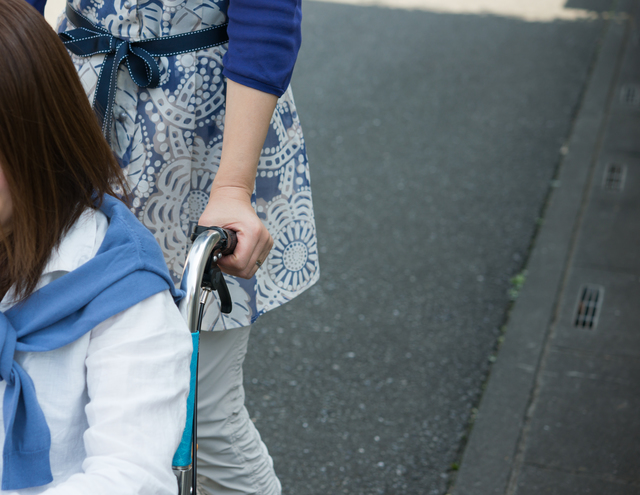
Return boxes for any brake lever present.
[191,226,237,314]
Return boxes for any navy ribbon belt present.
[59,5,228,144]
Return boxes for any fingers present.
[250,232,274,277]
[217,223,273,279]
[196,189,273,279]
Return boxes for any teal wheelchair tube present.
[172,331,200,468]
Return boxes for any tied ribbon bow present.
[59,5,228,144]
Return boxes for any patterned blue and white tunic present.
[58,0,319,330]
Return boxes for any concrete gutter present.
[449,2,632,493]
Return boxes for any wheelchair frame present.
[173,227,236,495]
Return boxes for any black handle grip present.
[220,229,237,255]
[191,226,237,255]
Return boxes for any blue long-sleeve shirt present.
[28,0,301,97]
[224,0,302,96]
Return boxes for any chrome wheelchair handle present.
[179,227,236,331]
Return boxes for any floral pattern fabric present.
[59,0,319,330]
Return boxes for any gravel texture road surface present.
[241,1,614,493]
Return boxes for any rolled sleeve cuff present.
[223,68,289,98]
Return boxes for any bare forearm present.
[211,79,278,198]
[199,79,276,278]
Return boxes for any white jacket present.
[0,208,192,494]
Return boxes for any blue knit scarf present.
[0,195,183,490]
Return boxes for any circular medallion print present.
[282,241,308,272]
[268,220,318,292]
[186,189,209,219]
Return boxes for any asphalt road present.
[242,1,614,494]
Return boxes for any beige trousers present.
[196,327,282,495]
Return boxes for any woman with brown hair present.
[0,0,192,491]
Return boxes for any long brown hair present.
[0,0,128,302]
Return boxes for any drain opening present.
[620,84,640,106]
[574,285,604,329]
[602,163,627,191]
